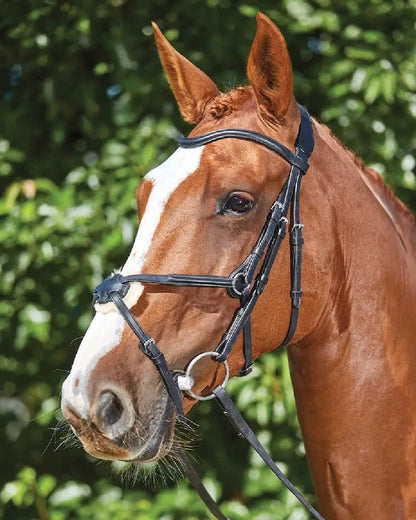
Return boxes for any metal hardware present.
[177,374,195,392]
[182,351,230,401]
[292,223,304,231]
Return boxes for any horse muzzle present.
[61,383,176,462]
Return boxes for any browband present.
[178,103,314,174]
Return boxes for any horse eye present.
[222,194,254,215]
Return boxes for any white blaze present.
[62,146,204,418]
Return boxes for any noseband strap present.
[92,104,323,519]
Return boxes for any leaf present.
[17,467,36,485]
[49,482,91,506]
[37,475,57,497]
[364,76,381,103]
[345,46,377,61]
[350,68,367,92]
[239,5,258,17]
[381,71,396,103]
[4,182,21,210]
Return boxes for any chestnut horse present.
[61,13,416,519]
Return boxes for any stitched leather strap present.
[279,169,304,347]
[109,292,184,416]
[181,454,230,520]
[178,128,309,173]
[213,386,324,520]
[122,273,234,289]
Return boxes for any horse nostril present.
[97,390,124,426]
[92,386,135,439]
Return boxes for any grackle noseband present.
[92,104,324,520]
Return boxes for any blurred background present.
[1,0,415,518]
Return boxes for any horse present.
[61,12,416,519]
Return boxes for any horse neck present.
[288,121,416,519]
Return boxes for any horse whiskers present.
[42,424,61,456]
[52,397,199,489]
[45,418,82,455]
[158,457,178,485]
[114,458,160,489]
[111,416,200,490]
[135,419,148,439]
[176,413,198,434]
[173,421,199,449]
[30,406,61,424]
[141,420,199,485]
[176,413,198,431]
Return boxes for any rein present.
[92,104,323,520]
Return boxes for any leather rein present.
[92,104,324,520]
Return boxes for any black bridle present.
[92,104,323,520]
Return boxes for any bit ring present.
[180,351,229,401]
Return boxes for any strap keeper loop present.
[270,201,284,223]
[238,364,253,377]
[141,338,161,360]
[278,217,288,238]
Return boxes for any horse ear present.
[152,22,221,124]
[247,13,294,121]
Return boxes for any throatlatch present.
[92,104,324,520]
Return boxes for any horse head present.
[61,13,322,464]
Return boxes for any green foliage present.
[1,0,415,519]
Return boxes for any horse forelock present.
[207,86,254,120]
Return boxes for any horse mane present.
[320,123,415,230]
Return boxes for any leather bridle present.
[92,104,324,520]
